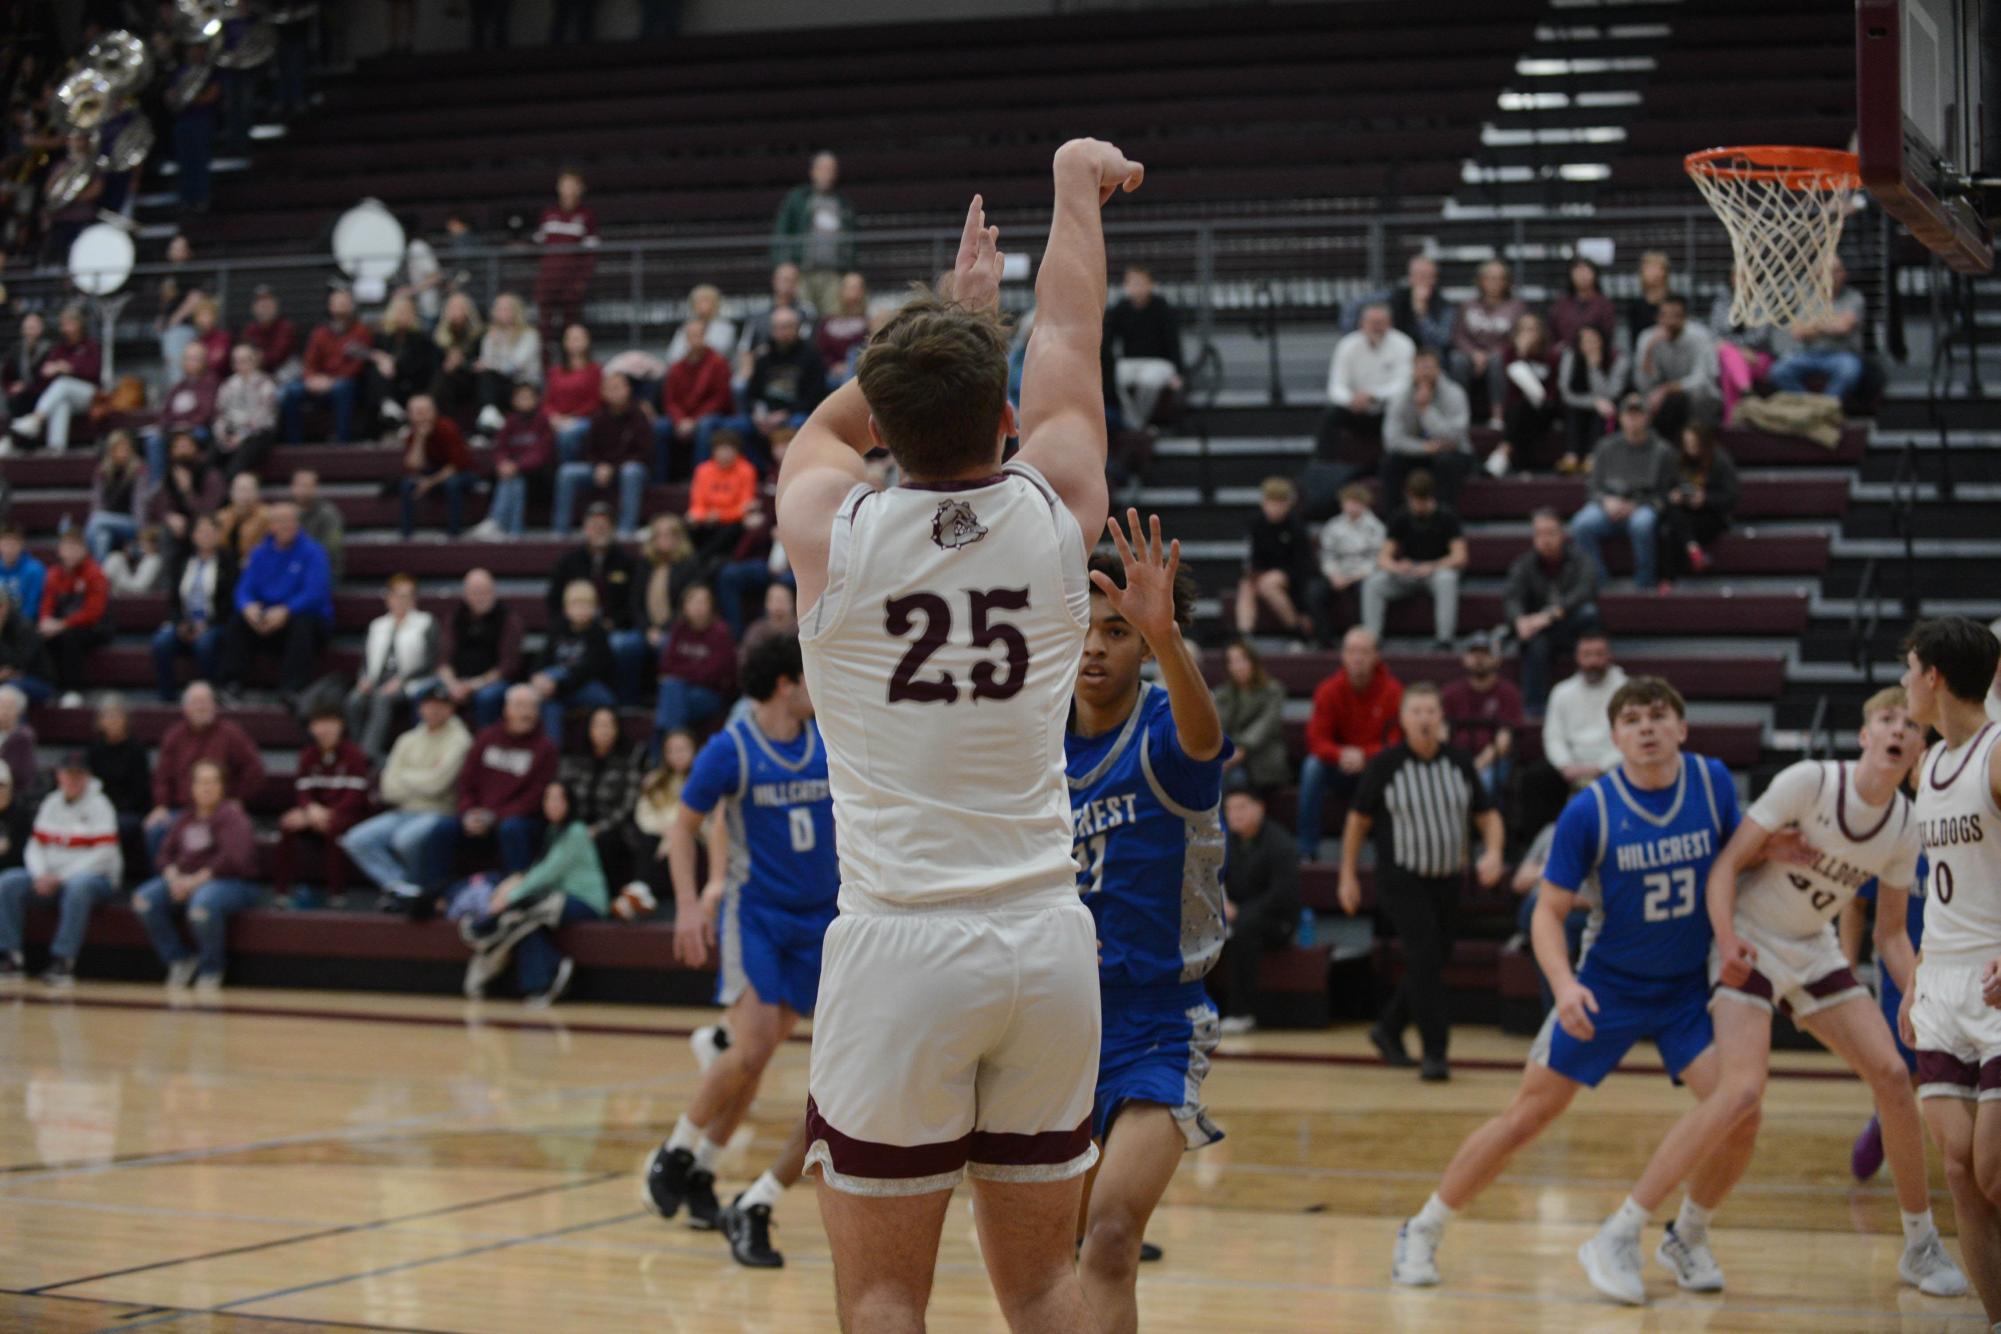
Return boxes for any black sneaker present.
[1420,1056,1451,1083]
[1140,1241,1164,1263]
[0,951,23,985]
[1369,1024,1417,1069]
[721,1196,783,1268]
[643,1144,695,1220]
[685,1167,721,1230]
[40,957,75,989]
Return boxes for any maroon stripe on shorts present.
[805,1097,972,1179]
[966,1118,1094,1168]
[1804,968,1862,1000]
[1981,1059,2001,1095]
[1727,968,1775,1002]
[1918,1051,1979,1090]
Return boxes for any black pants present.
[217,429,275,480]
[1376,868,1459,1060]
[48,624,109,692]
[1225,898,1297,1018]
[1656,503,1730,579]
[224,612,327,693]
[1379,448,1474,511]
[1315,406,1384,469]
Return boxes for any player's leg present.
[1392,1059,1580,1286]
[972,1175,1099,1334]
[645,991,799,1229]
[1928,1093,2001,1320]
[819,1185,955,1334]
[722,1117,810,1269]
[1077,1104,1186,1334]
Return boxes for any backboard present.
[1857,0,1996,273]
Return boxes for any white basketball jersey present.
[1736,759,1921,939]
[799,462,1090,908]
[1914,723,2001,963]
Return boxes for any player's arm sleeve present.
[1539,792,1602,894]
[677,737,739,818]
[1743,759,1819,833]
[1146,707,1229,813]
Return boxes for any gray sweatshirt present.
[1382,377,1471,456]
[1587,433,1678,507]
[1631,323,1719,397]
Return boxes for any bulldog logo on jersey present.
[931,498,989,550]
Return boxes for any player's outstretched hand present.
[1091,509,1181,646]
[1716,930,1758,988]
[1555,979,1599,1041]
[1898,983,1919,1046]
[1764,828,1819,868]
[951,194,1003,314]
[1055,138,1145,206]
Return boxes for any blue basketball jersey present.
[680,717,840,915]
[1066,682,1230,990]
[1543,752,1739,980]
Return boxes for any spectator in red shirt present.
[686,430,758,571]
[450,683,559,873]
[553,372,649,535]
[143,341,221,479]
[814,272,872,381]
[544,322,601,461]
[398,395,475,538]
[472,381,555,539]
[656,317,735,481]
[652,582,735,742]
[274,703,371,906]
[281,288,372,443]
[533,169,598,349]
[39,529,110,704]
[1296,626,1403,857]
[1438,630,1524,799]
[239,285,299,381]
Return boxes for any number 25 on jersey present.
[885,588,1032,705]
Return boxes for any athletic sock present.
[666,1115,702,1155]
[694,1136,724,1173]
[1903,1208,1939,1248]
[1603,1196,1651,1242]
[740,1170,785,1212]
[1673,1197,1713,1245]
[1413,1193,1456,1233]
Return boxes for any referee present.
[1337,682,1504,1081]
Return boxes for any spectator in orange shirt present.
[280,289,373,443]
[1295,627,1403,858]
[656,317,735,482]
[686,430,758,571]
[39,528,110,705]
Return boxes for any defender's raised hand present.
[1054,138,1145,205]
[951,194,1004,313]
[1091,509,1182,646]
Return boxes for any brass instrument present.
[217,21,278,70]
[101,116,156,173]
[84,31,155,98]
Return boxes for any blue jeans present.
[542,677,618,744]
[1479,756,1513,802]
[9,675,52,705]
[341,809,453,897]
[1295,756,1361,859]
[401,473,471,538]
[1570,501,1660,589]
[152,622,222,701]
[552,461,646,534]
[716,560,774,639]
[610,629,649,704]
[144,812,179,868]
[1770,348,1863,400]
[555,421,590,463]
[434,813,544,879]
[654,678,724,739]
[488,474,528,535]
[132,874,264,978]
[281,377,359,443]
[493,894,599,993]
[472,679,510,728]
[0,868,115,961]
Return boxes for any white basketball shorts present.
[1911,956,2001,1101]
[1709,918,1869,1021]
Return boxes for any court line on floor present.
[8,990,1858,1080]
[24,1169,625,1295]
[7,1287,461,1334]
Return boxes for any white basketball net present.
[1689,152,1854,330]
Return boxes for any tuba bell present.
[55,67,117,133]
[84,30,155,100]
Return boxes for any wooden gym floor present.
[0,985,1987,1332]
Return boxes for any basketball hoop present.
[1686,146,1860,330]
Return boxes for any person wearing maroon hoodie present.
[652,582,735,742]
[10,305,102,453]
[544,322,602,462]
[533,170,599,351]
[1295,626,1403,858]
[131,759,262,990]
[281,288,373,443]
[657,316,736,481]
[146,681,266,865]
[274,703,372,906]
[398,394,476,538]
[143,342,221,479]
[553,372,649,535]
[442,684,558,875]
[39,529,110,702]
[239,286,299,379]
[474,381,555,539]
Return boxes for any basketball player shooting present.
[1897,617,2001,1322]
[775,138,1142,1333]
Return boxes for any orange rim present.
[1684,145,1859,190]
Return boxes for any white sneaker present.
[1218,1015,1257,1036]
[1900,1233,1970,1297]
[477,405,505,433]
[58,691,83,708]
[379,398,407,422]
[1391,1220,1441,1286]
[193,973,224,999]
[1654,1221,1723,1293]
[1484,446,1510,478]
[1578,1230,1647,1305]
[165,957,199,990]
[9,414,38,439]
[465,518,502,540]
[691,1023,729,1072]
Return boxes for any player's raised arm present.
[1093,508,1223,761]
[1016,138,1144,542]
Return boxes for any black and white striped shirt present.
[1352,742,1491,878]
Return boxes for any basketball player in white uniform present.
[775,141,1144,1332]
[1899,616,2001,1324]
[1703,686,1967,1296]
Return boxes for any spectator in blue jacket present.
[221,502,331,696]
[0,525,45,630]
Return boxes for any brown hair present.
[1337,483,1373,508]
[1403,469,1436,501]
[1225,638,1270,689]
[1260,476,1296,504]
[1606,675,1687,725]
[855,291,1010,479]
